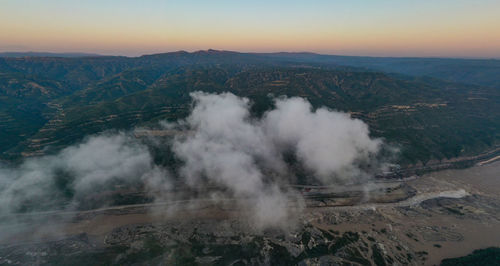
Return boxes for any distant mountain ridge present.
[5,49,499,60]
[9,49,500,86]
[0,52,103,58]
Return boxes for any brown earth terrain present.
[0,161,499,265]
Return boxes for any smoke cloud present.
[0,91,385,234]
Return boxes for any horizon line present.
[1,49,499,60]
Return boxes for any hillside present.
[0,51,499,167]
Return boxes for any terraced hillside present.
[1,51,499,167]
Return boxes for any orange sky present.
[1,0,499,58]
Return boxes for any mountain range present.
[1,50,499,167]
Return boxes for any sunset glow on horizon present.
[1,0,500,58]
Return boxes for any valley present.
[1,51,500,265]
[1,160,499,265]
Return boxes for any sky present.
[1,0,500,58]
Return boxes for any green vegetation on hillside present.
[0,51,499,167]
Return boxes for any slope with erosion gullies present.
[0,50,283,89]
[4,67,229,157]
[59,67,167,106]
[0,55,186,158]
[0,72,70,154]
[8,65,499,167]
[0,56,138,91]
